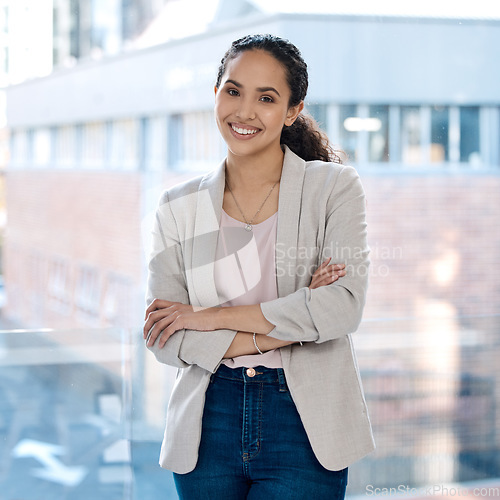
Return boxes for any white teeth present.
[232,125,258,135]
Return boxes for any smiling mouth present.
[230,123,260,136]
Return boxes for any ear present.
[214,85,219,97]
[284,101,304,126]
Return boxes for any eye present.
[227,88,239,96]
[259,95,274,103]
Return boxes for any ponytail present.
[281,113,343,164]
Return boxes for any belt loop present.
[277,368,287,392]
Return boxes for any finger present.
[316,257,331,273]
[312,262,332,279]
[158,318,184,348]
[146,314,178,347]
[145,299,165,320]
[144,308,179,340]
[143,303,184,337]
[311,270,346,289]
[310,274,330,289]
[144,299,177,320]
[143,308,168,338]
[325,265,346,277]
[320,257,331,267]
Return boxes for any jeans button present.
[246,368,256,377]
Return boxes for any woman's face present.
[214,49,302,160]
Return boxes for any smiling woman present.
[144,33,373,500]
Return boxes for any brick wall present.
[4,170,144,329]
[361,175,500,323]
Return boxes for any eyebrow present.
[225,79,281,97]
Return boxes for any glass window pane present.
[307,104,327,130]
[82,122,106,168]
[368,105,389,162]
[144,116,167,171]
[460,106,480,164]
[109,119,138,170]
[170,112,227,171]
[431,106,449,163]
[10,129,29,167]
[56,125,77,168]
[167,114,182,168]
[339,105,358,163]
[400,106,421,164]
[33,128,52,166]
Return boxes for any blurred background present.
[0,0,499,499]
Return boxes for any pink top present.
[214,209,282,368]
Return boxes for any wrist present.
[252,333,264,355]
[214,306,231,330]
[255,332,271,352]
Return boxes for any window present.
[0,6,8,34]
[10,129,29,167]
[109,119,139,170]
[82,122,107,168]
[2,47,8,74]
[339,105,358,163]
[144,116,167,171]
[169,111,226,171]
[460,106,480,165]
[33,128,52,166]
[431,106,449,163]
[400,106,422,164]
[48,257,72,315]
[368,105,389,163]
[102,273,134,326]
[54,125,77,168]
[307,104,327,130]
[74,265,101,324]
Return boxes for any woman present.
[144,34,374,499]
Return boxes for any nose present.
[236,97,256,121]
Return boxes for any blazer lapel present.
[190,159,226,307]
[276,147,307,298]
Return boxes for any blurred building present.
[0,0,53,87]
[4,0,500,329]
[52,0,172,67]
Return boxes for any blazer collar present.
[191,146,306,307]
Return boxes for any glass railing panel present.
[1,316,499,499]
[347,314,500,496]
[0,328,135,500]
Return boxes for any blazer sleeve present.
[146,190,237,373]
[260,165,369,343]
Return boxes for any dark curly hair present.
[215,34,342,164]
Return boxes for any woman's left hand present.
[144,299,218,348]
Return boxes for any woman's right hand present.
[308,257,346,290]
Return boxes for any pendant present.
[245,223,252,231]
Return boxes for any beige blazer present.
[146,146,375,474]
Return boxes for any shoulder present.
[304,158,359,182]
[157,161,224,207]
[303,159,363,200]
[284,145,359,186]
[157,173,205,206]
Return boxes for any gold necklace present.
[225,178,279,231]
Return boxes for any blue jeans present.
[173,364,348,500]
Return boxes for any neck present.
[225,145,285,188]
